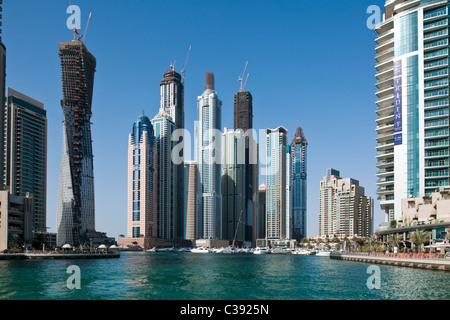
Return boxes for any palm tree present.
[408,229,429,253]
[354,237,366,252]
[388,233,402,250]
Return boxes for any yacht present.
[222,246,238,254]
[315,250,331,257]
[191,246,210,253]
[253,247,270,254]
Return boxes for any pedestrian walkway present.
[330,252,450,271]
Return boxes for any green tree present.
[408,229,430,253]
[354,237,366,252]
[388,233,402,249]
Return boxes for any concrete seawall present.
[330,253,450,271]
[0,252,120,260]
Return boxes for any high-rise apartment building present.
[3,88,47,233]
[127,114,157,240]
[257,184,266,241]
[0,2,6,188]
[196,72,222,240]
[221,128,246,243]
[375,0,450,222]
[319,169,373,238]
[160,67,185,240]
[291,126,308,241]
[184,161,198,241]
[233,89,258,243]
[152,110,178,241]
[57,40,96,246]
[265,126,288,242]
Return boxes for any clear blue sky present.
[4,0,386,239]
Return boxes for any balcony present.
[376,84,394,99]
[376,140,395,151]
[375,38,394,54]
[375,67,394,81]
[376,94,394,107]
[376,149,394,159]
[377,168,395,178]
[376,112,394,124]
[376,160,394,170]
[376,123,394,134]
[377,177,395,186]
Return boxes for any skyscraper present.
[233,89,258,243]
[0,3,6,188]
[196,72,222,240]
[319,169,373,238]
[221,128,246,243]
[291,126,308,241]
[152,110,178,241]
[184,160,198,241]
[375,0,450,222]
[127,114,157,241]
[160,67,185,240]
[57,40,96,247]
[3,88,47,234]
[265,126,288,242]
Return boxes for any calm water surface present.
[0,251,449,300]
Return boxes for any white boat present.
[146,247,156,252]
[271,248,289,254]
[293,249,311,255]
[191,246,210,253]
[222,246,238,254]
[253,247,270,254]
[315,250,331,257]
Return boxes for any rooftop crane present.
[238,61,248,92]
[181,45,192,84]
[79,12,92,42]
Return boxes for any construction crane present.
[238,61,249,92]
[78,12,92,42]
[181,45,191,84]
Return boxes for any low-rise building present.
[0,191,33,251]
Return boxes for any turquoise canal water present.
[0,251,449,300]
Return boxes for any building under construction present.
[56,39,96,247]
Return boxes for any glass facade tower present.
[196,72,222,240]
[56,40,96,246]
[265,127,288,241]
[291,126,307,241]
[375,0,450,221]
[127,114,157,239]
[152,110,178,241]
[3,88,47,234]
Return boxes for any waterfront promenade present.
[331,252,450,271]
[0,251,120,260]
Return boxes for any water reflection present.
[1,252,449,300]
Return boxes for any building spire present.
[205,72,214,90]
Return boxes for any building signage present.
[394,60,402,146]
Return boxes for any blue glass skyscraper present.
[291,126,307,241]
[127,114,157,241]
[196,72,222,240]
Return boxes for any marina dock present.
[331,252,450,271]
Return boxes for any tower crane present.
[238,61,248,92]
[79,12,92,42]
[181,45,191,84]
